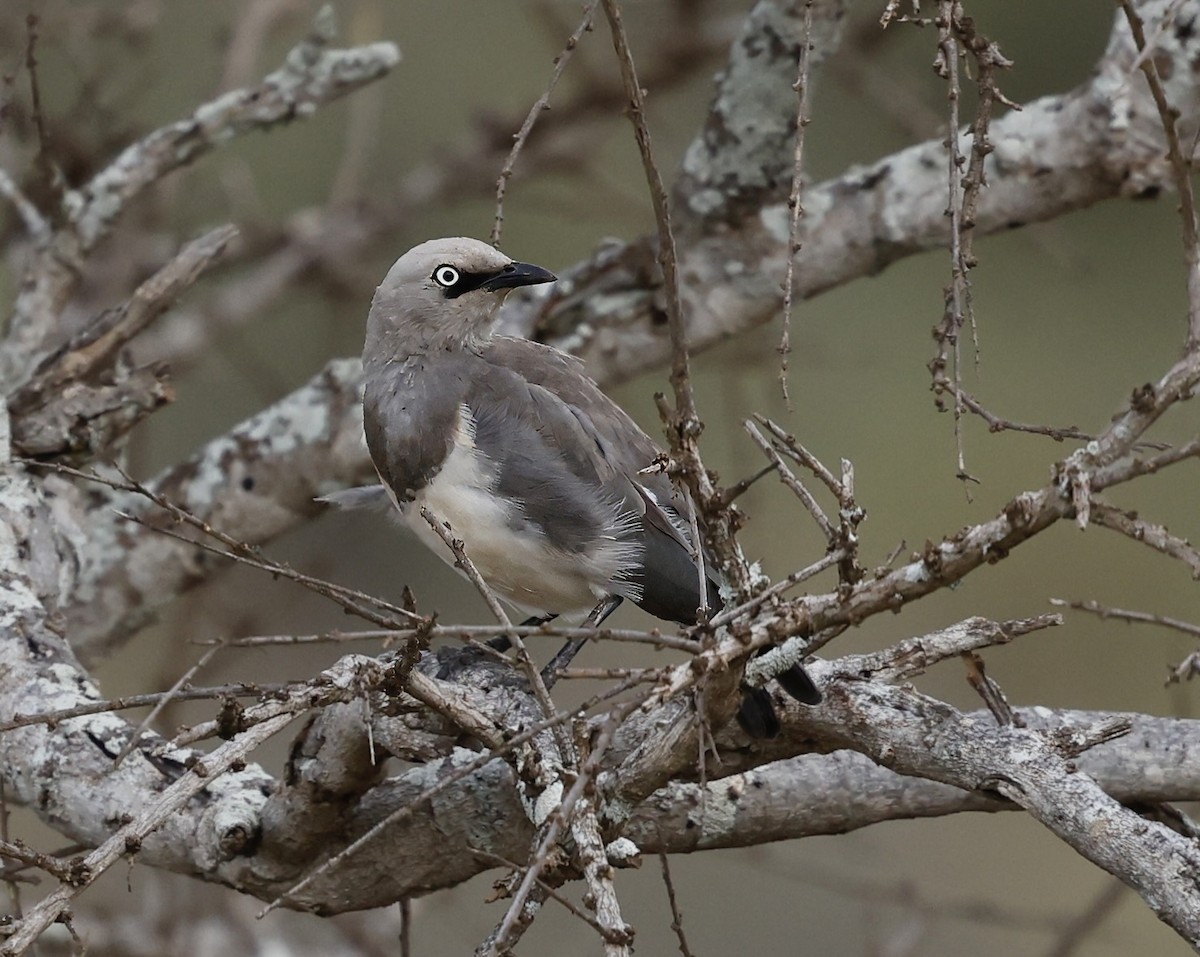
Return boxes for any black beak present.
[481,261,557,292]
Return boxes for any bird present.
[344,237,820,737]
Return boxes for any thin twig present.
[399,897,412,957]
[753,415,841,496]
[684,492,710,623]
[933,2,973,486]
[113,639,228,765]
[778,0,816,405]
[470,849,625,943]
[705,550,843,630]
[1042,879,1126,957]
[23,13,55,209]
[1120,0,1200,347]
[25,459,424,627]
[601,0,754,600]
[1088,501,1200,578]
[211,624,698,654]
[935,382,1092,442]
[419,506,576,766]
[489,705,632,955]
[599,0,691,425]
[1050,598,1200,641]
[0,681,292,734]
[0,785,23,937]
[961,651,1017,726]
[744,420,835,542]
[491,2,599,246]
[659,851,695,957]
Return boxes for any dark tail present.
[737,662,822,739]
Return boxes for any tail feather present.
[776,663,822,705]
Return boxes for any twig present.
[22,460,424,628]
[658,851,695,957]
[750,415,865,587]
[778,0,815,405]
[0,785,23,937]
[399,897,412,957]
[684,492,710,623]
[832,615,1061,683]
[0,835,73,885]
[753,415,841,496]
[1120,0,1200,347]
[1051,598,1200,684]
[715,463,776,508]
[113,640,227,766]
[0,681,292,734]
[925,4,1015,486]
[489,705,631,955]
[554,666,658,682]
[213,624,698,654]
[600,0,690,422]
[491,2,598,246]
[744,419,835,541]
[419,506,513,630]
[470,849,624,943]
[1050,598,1200,640]
[705,550,843,630]
[935,382,1092,442]
[961,651,1017,726]
[931,1,973,486]
[22,13,55,210]
[568,719,634,954]
[418,506,576,766]
[1088,500,1200,579]
[602,0,753,601]
[166,656,389,750]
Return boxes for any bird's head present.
[366,237,556,359]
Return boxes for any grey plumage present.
[351,237,818,735]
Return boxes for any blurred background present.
[1,1,1196,954]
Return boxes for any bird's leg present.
[488,614,557,653]
[541,595,623,688]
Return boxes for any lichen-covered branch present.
[1,7,400,390]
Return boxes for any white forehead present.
[385,237,513,285]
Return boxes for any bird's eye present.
[433,265,460,288]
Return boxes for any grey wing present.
[477,341,720,624]
[464,365,644,600]
[363,357,466,503]
[482,339,821,705]
[466,366,637,552]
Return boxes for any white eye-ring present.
[433,265,460,288]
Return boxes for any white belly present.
[391,415,604,613]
